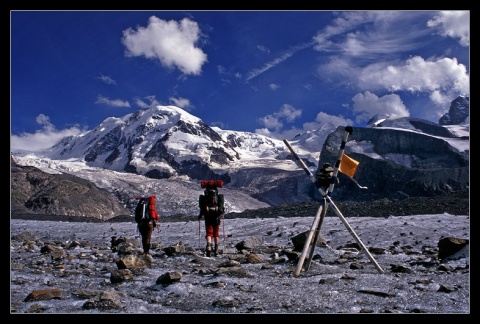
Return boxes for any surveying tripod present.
[283,126,384,276]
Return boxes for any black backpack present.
[134,196,159,224]
[199,187,224,216]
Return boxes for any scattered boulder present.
[291,230,327,251]
[156,271,182,285]
[438,237,469,260]
[24,289,63,302]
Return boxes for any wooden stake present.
[294,203,325,276]
[304,196,328,271]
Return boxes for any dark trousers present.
[138,221,154,253]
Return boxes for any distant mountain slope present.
[11,156,130,220]
[316,121,469,201]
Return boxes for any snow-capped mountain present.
[45,106,316,182]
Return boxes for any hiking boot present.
[214,244,219,257]
[206,243,212,257]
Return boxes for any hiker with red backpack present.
[134,196,160,254]
[198,180,225,257]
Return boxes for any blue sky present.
[10,10,469,152]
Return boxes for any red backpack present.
[134,196,159,223]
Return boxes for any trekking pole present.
[198,218,201,250]
[222,213,226,244]
[157,217,161,245]
[221,213,226,254]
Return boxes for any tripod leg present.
[326,197,384,273]
[294,203,324,277]
[304,198,328,271]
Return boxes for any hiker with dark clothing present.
[198,184,225,257]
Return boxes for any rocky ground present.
[10,212,470,314]
[10,192,470,314]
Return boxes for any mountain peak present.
[439,96,469,125]
[45,105,315,182]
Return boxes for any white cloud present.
[256,106,351,141]
[257,45,270,54]
[351,91,409,123]
[217,65,242,85]
[269,83,280,90]
[122,16,208,76]
[96,74,117,85]
[217,65,227,75]
[257,104,302,132]
[134,98,150,109]
[95,95,131,108]
[169,97,193,111]
[303,83,312,91]
[358,56,469,97]
[35,114,54,131]
[11,114,84,152]
[311,10,469,122]
[246,41,314,82]
[278,104,302,122]
[312,11,437,58]
[311,112,353,129]
[427,11,470,46]
[319,55,469,114]
[257,115,284,131]
[134,96,160,109]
